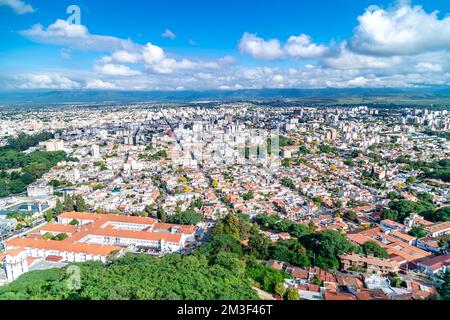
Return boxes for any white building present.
[27,185,53,197]
[45,139,64,152]
[1,250,29,283]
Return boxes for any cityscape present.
[0,0,449,305]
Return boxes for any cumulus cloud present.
[95,64,141,76]
[414,62,443,73]
[162,29,176,40]
[238,33,284,60]
[106,50,142,64]
[142,42,198,73]
[86,79,117,90]
[0,0,34,14]
[272,75,284,83]
[18,74,80,89]
[239,32,328,60]
[285,34,328,59]
[349,2,450,56]
[13,1,450,91]
[323,42,402,70]
[20,19,138,51]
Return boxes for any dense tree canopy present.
[270,239,310,267]
[439,270,450,300]
[0,133,65,197]
[361,241,389,259]
[167,210,203,225]
[299,230,357,269]
[0,254,258,300]
[408,227,427,238]
[382,199,436,223]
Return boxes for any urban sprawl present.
[0,102,449,300]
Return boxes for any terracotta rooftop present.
[40,223,79,234]
[6,238,120,256]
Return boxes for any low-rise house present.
[424,221,450,238]
[380,219,410,233]
[339,253,399,274]
[416,253,450,276]
[416,237,442,254]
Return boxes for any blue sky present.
[1,0,450,90]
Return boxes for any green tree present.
[69,219,79,226]
[242,191,254,201]
[409,227,427,238]
[42,232,53,240]
[198,234,244,257]
[274,283,286,297]
[247,233,271,260]
[192,198,204,210]
[300,230,356,269]
[156,206,167,223]
[439,269,450,300]
[417,192,434,203]
[168,210,203,225]
[53,233,69,241]
[54,199,64,215]
[45,211,54,222]
[271,240,310,267]
[63,194,74,212]
[0,253,258,300]
[344,211,358,223]
[245,261,289,293]
[285,288,300,300]
[281,178,295,190]
[74,196,88,212]
[213,214,242,240]
[214,252,246,277]
[436,207,450,222]
[361,241,389,259]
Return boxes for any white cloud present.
[415,62,443,73]
[347,76,370,87]
[95,64,141,76]
[12,1,450,91]
[85,79,117,90]
[162,29,176,40]
[0,0,34,14]
[272,75,284,83]
[239,32,328,60]
[18,74,80,89]
[20,19,137,51]
[350,2,450,56]
[238,33,284,60]
[140,42,221,74]
[323,42,402,69]
[110,50,142,64]
[142,42,166,65]
[285,34,328,59]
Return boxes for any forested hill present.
[0,254,258,300]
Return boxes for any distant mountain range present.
[1,88,450,105]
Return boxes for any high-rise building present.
[91,145,100,158]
